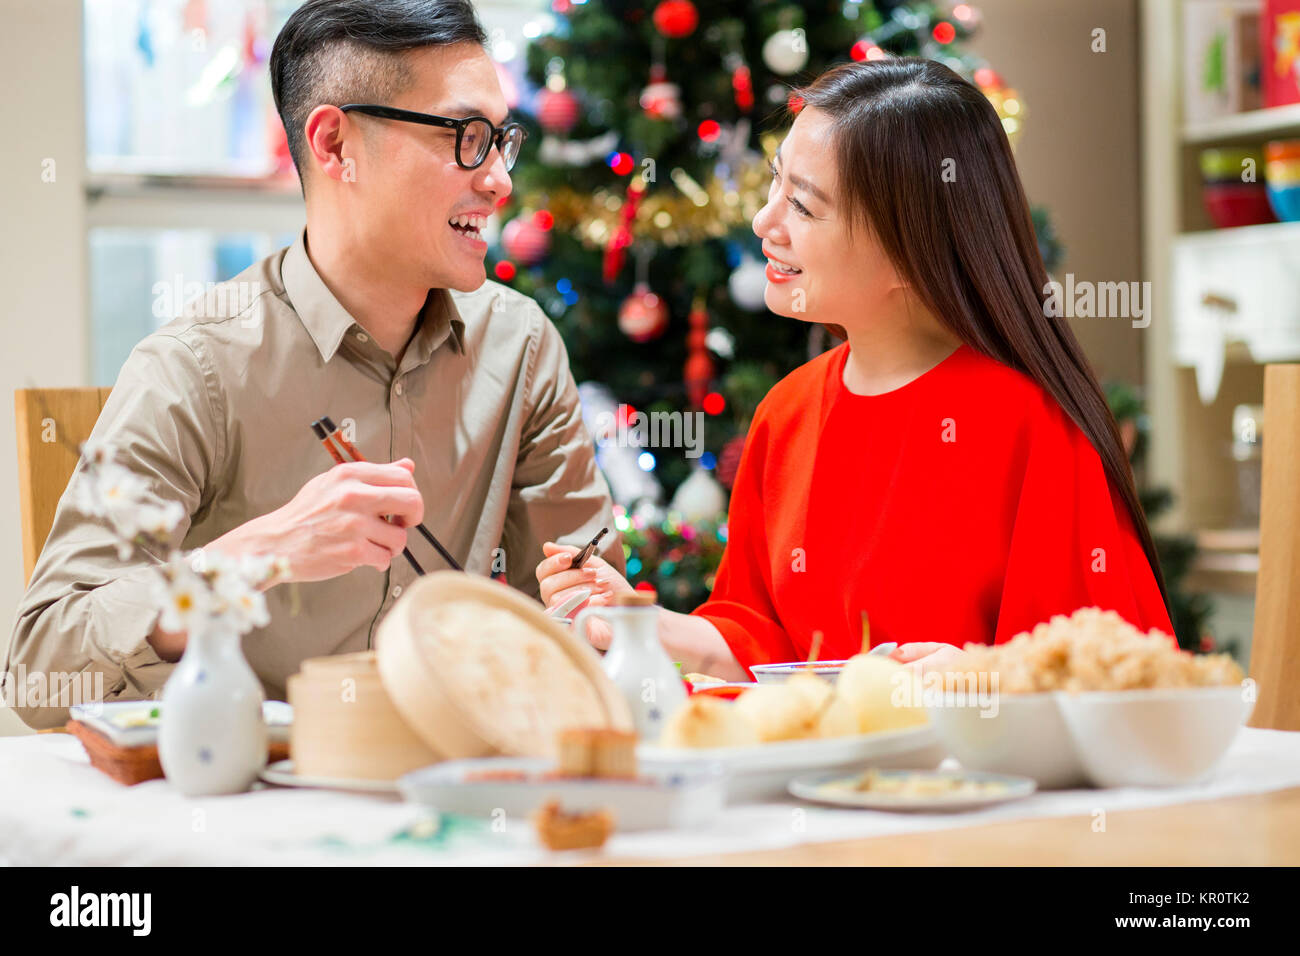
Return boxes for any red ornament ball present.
[652,0,698,38]
[618,284,669,342]
[501,217,551,266]
[697,119,721,142]
[640,79,683,120]
[852,40,886,62]
[536,87,580,134]
[932,22,956,44]
[493,260,517,281]
[608,151,635,175]
[702,392,726,416]
[532,209,554,231]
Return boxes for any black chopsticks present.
[309,416,463,574]
[568,526,609,569]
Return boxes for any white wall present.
[969,0,1145,385]
[0,0,88,736]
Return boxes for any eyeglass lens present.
[459,119,523,170]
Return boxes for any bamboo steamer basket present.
[374,571,633,760]
[288,651,440,780]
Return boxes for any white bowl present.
[1056,686,1253,787]
[926,692,1088,789]
[750,660,849,685]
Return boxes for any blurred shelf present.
[86,171,302,202]
[1182,103,1300,144]
[1187,527,1258,597]
[84,173,304,233]
[1176,220,1300,245]
[1196,527,1260,553]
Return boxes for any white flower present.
[211,564,270,633]
[236,553,290,588]
[135,500,185,540]
[75,461,152,541]
[72,470,102,519]
[152,559,213,635]
[79,439,117,468]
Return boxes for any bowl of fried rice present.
[926,608,1249,788]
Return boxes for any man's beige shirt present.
[6,231,622,729]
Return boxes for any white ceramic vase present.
[575,596,686,741]
[158,622,266,796]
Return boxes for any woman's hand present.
[889,642,964,676]
[536,541,636,650]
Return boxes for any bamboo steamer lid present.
[288,651,439,780]
[375,571,633,760]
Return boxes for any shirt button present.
[355,331,369,343]
[394,381,404,396]
[391,585,403,598]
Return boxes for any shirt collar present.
[280,230,465,365]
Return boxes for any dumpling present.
[836,654,929,733]
[659,696,760,749]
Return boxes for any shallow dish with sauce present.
[789,767,1036,812]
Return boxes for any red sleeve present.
[994,396,1175,644]
[692,406,799,675]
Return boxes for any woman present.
[536,58,1173,682]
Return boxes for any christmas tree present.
[1105,382,1216,654]
[495,1,1045,607]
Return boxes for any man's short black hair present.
[270,0,487,186]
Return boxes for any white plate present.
[399,757,726,830]
[640,725,946,803]
[789,768,1036,812]
[70,700,293,748]
[259,759,399,794]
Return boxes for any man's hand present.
[211,459,424,584]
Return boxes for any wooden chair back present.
[14,388,112,586]
[1249,364,1300,730]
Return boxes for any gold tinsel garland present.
[535,88,1024,250]
[542,151,773,250]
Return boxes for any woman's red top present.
[692,342,1174,675]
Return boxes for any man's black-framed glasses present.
[339,104,527,171]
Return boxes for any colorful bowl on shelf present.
[1266,183,1300,222]
[1265,158,1300,185]
[1201,182,1277,228]
[1199,146,1263,184]
[1264,139,1300,163]
[1263,142,1300,222]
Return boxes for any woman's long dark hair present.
[795,58,1169,610]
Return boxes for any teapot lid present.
[611,590,657,607]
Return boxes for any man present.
[5,0,621,730]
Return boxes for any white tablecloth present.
[2,729,1298,865]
